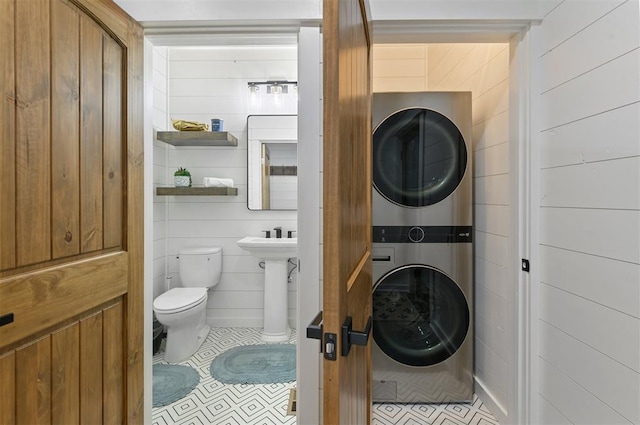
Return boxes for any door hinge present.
[521,258,530,273]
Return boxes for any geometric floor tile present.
[153,327,499,425]
[152,327,297,425]
[373,394,499,425]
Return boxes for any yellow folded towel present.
[171,119,208,131]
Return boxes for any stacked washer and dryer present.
[371,92,474,404]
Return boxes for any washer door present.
[373,265,469,367]
[373,108,467,207]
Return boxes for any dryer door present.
[373,265,469,367]
[373,108,467,207]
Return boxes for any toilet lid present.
[153,288,207,313]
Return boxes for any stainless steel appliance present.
[372,92,473,403]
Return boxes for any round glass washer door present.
[373,265,469,367]
[373,108,467,207]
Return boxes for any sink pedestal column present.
[262,259,291,343]
[236,236,297,343]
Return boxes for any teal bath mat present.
[153,363,200,407]
[210,344,296,384]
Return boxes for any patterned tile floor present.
[152,327,499,425]
[152,327,297,425]
[373,396,499,425]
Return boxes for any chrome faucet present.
[273,226,282,238]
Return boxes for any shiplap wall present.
[372,44,428,91]
[372,43,512,422]
[536,1,640,424]
[427,43,512,422]
[152,46,169,300]
[158,46,298,327]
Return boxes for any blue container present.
[211,119,224,132]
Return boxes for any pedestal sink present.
[237,236,297,343]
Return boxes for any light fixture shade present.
[268,84,286,94]
[248,80,295,95]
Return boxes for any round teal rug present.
[210,344,296,384]
[153,363,200,407]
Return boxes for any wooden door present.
[0,0,143,423]
[322,0,373,423]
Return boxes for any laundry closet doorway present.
[369,24,539,425]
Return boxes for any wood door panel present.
[0,352,16,424]
[51,323,80,425]
[2,0,128,271]
[1,0,143,421]
[0,301,125,424]
[103,35,123,250]
[80,312,104,424]
[0,0,16,270]
[16,336,52,425]
[51,0,81,259]
[103,302,124,425]
[15,0,52,267]
[80,16,105,253]
[0,252,128,350]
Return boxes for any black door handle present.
[306,311,327,355]
[341,316,372,356]
[306,311,323,340]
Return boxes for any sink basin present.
[237,236,297,260]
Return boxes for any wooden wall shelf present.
[156,187,238,196]
[156,131,238,146]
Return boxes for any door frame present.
[368,21,540,425]
[139,20,541,425]
[298,21,538,424]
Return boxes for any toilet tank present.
[179,247,222,288]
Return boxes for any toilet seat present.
[153,287,207,314]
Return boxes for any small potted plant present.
[174,167,192,187]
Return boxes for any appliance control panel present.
[373,226,473,243]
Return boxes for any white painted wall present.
[372,42,513,423]
[535,1,640,424]
[427,43,513,424]
[152,46,169,300]
[158,46,298,328]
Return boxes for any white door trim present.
[509,24,540,425]
[296,24,323,425]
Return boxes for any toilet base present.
[164,324,210,363]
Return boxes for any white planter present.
[174,175,191,187]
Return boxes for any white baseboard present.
[206,317,298,330]
[475,376,508,424]
[207,317,262,328]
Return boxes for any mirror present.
[247,115,298,210]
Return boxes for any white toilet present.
[153,246,222,362]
